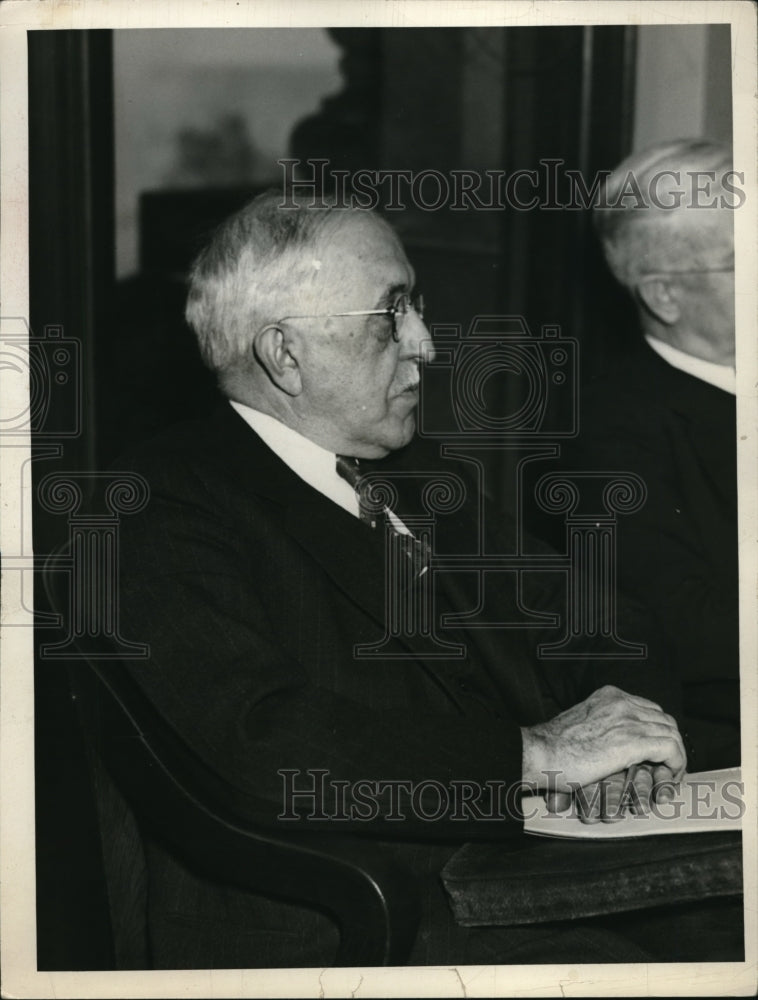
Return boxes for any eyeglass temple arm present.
[279,308,391,322]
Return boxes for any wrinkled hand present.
[522,685,686,793]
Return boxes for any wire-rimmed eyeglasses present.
[277,292,425,343]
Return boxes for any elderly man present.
[112,191,700,969]
[567,139,740,771]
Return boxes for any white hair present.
[185,190,378,375]
[593,138,734,289]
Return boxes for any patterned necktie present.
[335,455,430,577]
[335,455,381,528]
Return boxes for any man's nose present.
[399,309,436,365]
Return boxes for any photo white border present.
[1,1,755,997]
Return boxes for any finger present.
[576,775,631,824]
[603,701,684,748]
[621,705,682,733]
[599,771,629,823]
[651,763,678,803]
[625,725,687,779]
[627,764,654,815]
[576,781,603,824]
[545,791,572,813]
[648,733,687,779]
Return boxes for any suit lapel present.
[283,494,390,625]
[209,403,415,646]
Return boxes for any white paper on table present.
[523,767,743,840]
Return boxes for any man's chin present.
[357,416,416,460]
[395,412,417,449]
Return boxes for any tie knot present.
[335,455,429,575]
[335,455,364,490]
[336,455,379,528]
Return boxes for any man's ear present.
[635,276,682,326]
[252,324,303,396]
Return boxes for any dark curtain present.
[29,29,115,970]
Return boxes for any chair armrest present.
[45,543,420,967]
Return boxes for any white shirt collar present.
[644,334,736,395]
[229,400,360,518]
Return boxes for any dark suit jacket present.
[108,401,681,967]
[560,339,739,770]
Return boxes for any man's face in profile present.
[289,213,432,459]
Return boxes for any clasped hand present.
[521,685,685,822]
[545,762,679,822]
